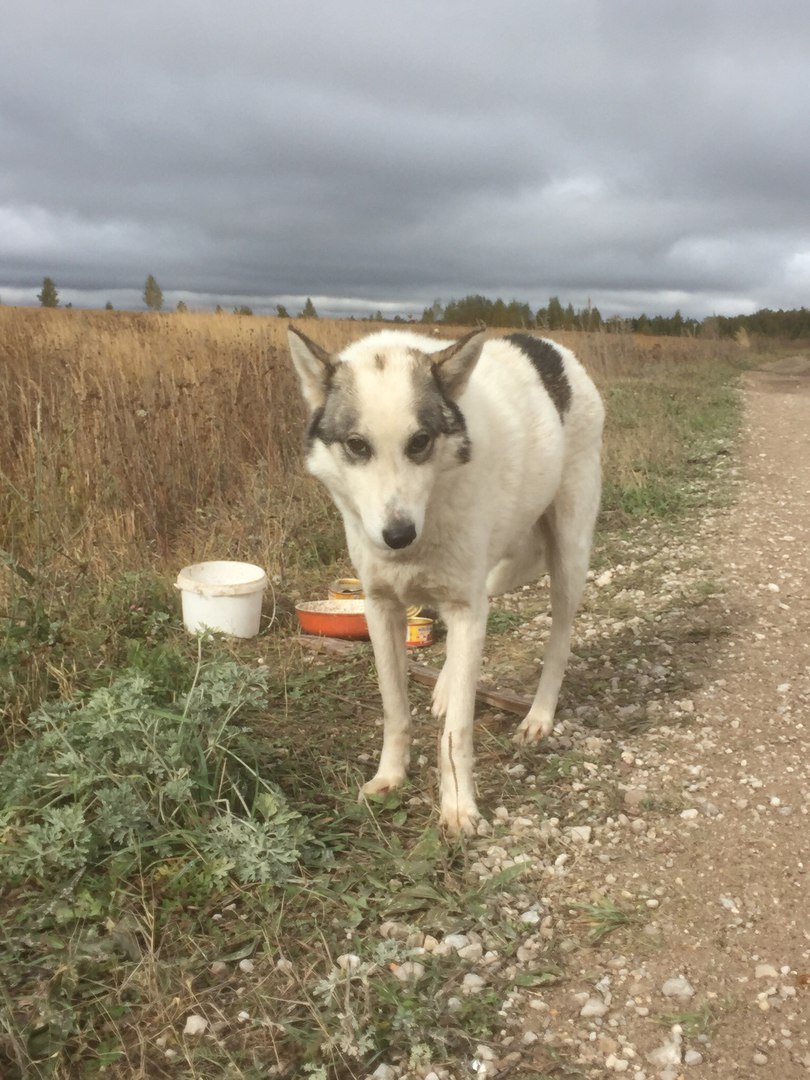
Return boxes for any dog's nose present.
[382,519,417,549]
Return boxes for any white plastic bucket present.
[176,561,268,638]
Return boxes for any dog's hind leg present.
[515,464,600,743]
[360,598,411,797]
[436,594,489,834]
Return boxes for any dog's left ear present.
[287,326,336,410]
[432,327,487,399]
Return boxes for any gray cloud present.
[2,0,810,318]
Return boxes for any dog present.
[288,325,604,834]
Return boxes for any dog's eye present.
[345,434,371,460]
[406,431,433,459]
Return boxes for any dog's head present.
[287,327,486,553]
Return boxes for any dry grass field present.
[0,306,741,580]
[0,307,754,1078]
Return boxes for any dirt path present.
[489,358,810,1078]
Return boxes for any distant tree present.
[546,296,564,330]
[38,277,59,308]
[215,304,225,314]
[176,300,188,313]
[233,305,253,316]
[300,297,318,318]
[104,301,114,311]
[276,304,290,318]
[143,275,163,311]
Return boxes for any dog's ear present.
[431,327,487,399]
[287,326,336,410]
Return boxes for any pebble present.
[394,961,425,983]
[580,996,609,1018]
[569,825,593,843]
[661,976,695,1000]
[755,964,779,979]
[371,1066,397,1080]
[183,1014,208,1036]
[458,942,484,962]
[462,973,486,994]
[646,1026,683,1067]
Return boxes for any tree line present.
[33,276,320,319]
[424,295,810,340]
[27,276,810,340]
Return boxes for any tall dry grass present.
[0,307,741,589]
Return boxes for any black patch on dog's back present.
[507,333,571,420]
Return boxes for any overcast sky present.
[2,0,809,320]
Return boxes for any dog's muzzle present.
[382,518,417,550]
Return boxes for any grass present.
[571,897,646,944]
[0,307,763,1076]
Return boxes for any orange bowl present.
[295,599,370,640]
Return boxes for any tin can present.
[405,617,434,648]
[328,577,364,601]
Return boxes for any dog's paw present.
[430,666,449,718]
[514,710,554,744]
[439,801,483,837]
[359,773,405,801]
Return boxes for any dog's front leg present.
[437,596,489,835]
[360,597,411,799]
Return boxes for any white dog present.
[288,326,604,834]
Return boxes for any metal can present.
[405,617,434,648]
[328,577,364,601]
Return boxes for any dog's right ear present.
[287,326,335,410]
[431,326,487,400]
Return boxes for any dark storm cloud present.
[2,0,810,317]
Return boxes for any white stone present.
[661,976,695,1000]
[462,972,486,994]
[580,996,609,1018]
[371,1065,397,1080]
[443,933,470,951]
[755,964,779,979]
[394,961,425,983]
[458,942,484,962]
[569,825,593,843]
[684,1049,704,1065]
[183,1014,208,1036]
[647,1035,682,1068]
[336,953,362,972]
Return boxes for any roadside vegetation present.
[0,307,760,1077]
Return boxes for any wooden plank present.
[407,661,532,716]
